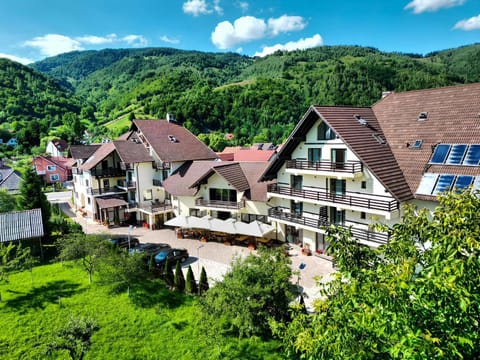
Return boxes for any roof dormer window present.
[418,112,428,121]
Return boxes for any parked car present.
[129,243,171,260]
[154,248,189,268]
[108,236,140,249]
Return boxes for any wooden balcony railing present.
[268,206,389,245]
[286,159,363,174]
[268,184,399,212]
[195,198,245,210]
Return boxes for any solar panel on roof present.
[416,173,438,195]
[430,144,451,164]
[453,175,474,192]
[446,144,467,164]
[433,174,455,195]
[463,145,480,166]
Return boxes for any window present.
[330,208,345,225]
[317,122,336,140]
[430,144,451,164]
[308,148,321,163]
[361,181,367,189]
[47,165,56,171]
[290,200,303,216]
[446,144,467,165]
[87,197,91,205]
[291,175,303,190]
[360,212,366,220]
[103,179,110,190]
[416,173,438,195]
[330,179,346,196]
[453,175,474,192]
[412,140,423,149]
[463,145,480,166]
[85,179,89,187]
[331,149,346,169]
[209,188,237,202]
[50,174,60,181]
[432,174,455,195]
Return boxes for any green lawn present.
[0,262,282,359]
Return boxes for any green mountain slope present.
[20,43,480,149]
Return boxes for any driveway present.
[59,201,334,311]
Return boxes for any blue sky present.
[0,0,478,64]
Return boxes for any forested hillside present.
[2,44,480,153]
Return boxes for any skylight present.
[412,140,423,149]
[446,144,467,165]
[463,145,480,166]
[432,174,455,195]
[430,144,450,164]
[453,175,474,192]
[416,173,438,195]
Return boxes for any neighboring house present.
[71,118,218,229]
[163,161,275,242]
[217,145,277,162]
[46,139,68,157]
[0,160,22,194]
[261,83,480,254]
[33,155,75,184]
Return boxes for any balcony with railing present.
[268,206,389,246]
[117,180,136,190]
[268,184,399,213]
[286,159,363,177]
[90,168,126,178]
[87,186,127,196]
[195,198,245,210]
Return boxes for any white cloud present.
[254,34,323,57]
[183,0,222,16]
[23,34,83,57]
[268,15,306,36]
[0,53,34,65]
[160,35,180,44]
[76,34,118,45]
[121,35,148,47]
[211,14,307,49]
[454,14,480,30]
[237,1,249,12]
[404,0,465,14]
[212,16,267,49]
[22,33,149,58]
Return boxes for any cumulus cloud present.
[183,0,222,16]
[24,34,83,57]
[254,34,323,57]
[454,14,480,30]
[160,35,180,44]
[268,15,306,36]
[0,53,34,65]
[237,1,249,12]
[23,33,149,58]
[404,0,465,14]
[211,14,307,49]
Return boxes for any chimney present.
[166,113,175,122]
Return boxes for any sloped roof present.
[0,209,44,242]
[132,119,217,162]
[0,164,22,193]
[51,139,68,152]
[80,142,116,170]
[262,106,413,202]
[163,161,272,201]
[233,149,276,162]
[96,197,128,209]
[373,83,480,198]
[34,155,75,170]
[69,145,101,161]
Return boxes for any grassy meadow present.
[0,262,282,359]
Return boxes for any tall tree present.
[185,265,197,295]
[17,166,50,234]
[276,190,480,359]
[174,261,185,293]
[0,189,16,213]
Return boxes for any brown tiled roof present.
[262,106,413,202]
[35,155,75,170]
[373,83,480,198]
[233,149,276,162]
[112,141,152,164]
[132,120,217,162]
[96,197,128,209]
[68,145,101,161]
[314,106,413,202]
[80,142,116,170]
[163,161,271,201]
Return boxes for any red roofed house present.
[33,155,75,185]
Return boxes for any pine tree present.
[164,258,174,288]
[198,266,209,295]
[185,265,197,295]
[17,166,50,235]
[174,261,185,293]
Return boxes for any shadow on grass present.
[129,279,188,309]
[5,280,81,314]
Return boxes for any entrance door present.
[329,178,346,196]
